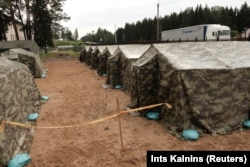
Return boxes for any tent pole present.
[116,98,124,150]
[136,70,140,108]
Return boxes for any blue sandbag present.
[41,73,46,78]
[28,113,39,121]
[243,120,250,128]
[115,85,122,89]
[182,129,199,140]
[41,96,49,101]
[146,112,160,120]
[8,153,31,167]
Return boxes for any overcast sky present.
[61,0,249,38]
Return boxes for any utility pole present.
[157,1,160,42]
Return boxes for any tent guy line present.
[0,103,172,130]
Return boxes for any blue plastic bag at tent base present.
[146,112,160,120]
[114,85,122,89]
[28,113,39,121]
[8,153,31,167]
[41,73,46,78]
[182,129,199,140]
[243,120,250,128]
[41,96,49,101]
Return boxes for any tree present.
[124,23,136,42]
[24,0,32,39]
[33,0,53,53]
[81,28,114,44]
[179,7,194,27]
[0,9,9,40]
[0,0,11,40]
[61,27,66,39]
[32,0,70,51]
[236,2,250,32]
[48,0,70,39]
[15,0,27,40]
[116,27,124,43]
[80,32,92,42]
[1,0,20,40]
[114,3,249,43]
[73,28,79,40]
[64,28,73,40]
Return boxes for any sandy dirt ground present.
[27,57,250,167]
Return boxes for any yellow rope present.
[1,103,172,130]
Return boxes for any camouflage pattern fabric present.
[79,46,92,63]
[97,48,111,76]
[103,45,119,82]
[122,58,137,92]
[159,68,249,137]
[106,48,123,87]
[90,47,100,69]
[129,47,159,108]
[0,59,41,166]
[128,42,250,137]
[85,47,93,66]
[79,48,87,63]
[106,45,150,91]
[0,49,44,78]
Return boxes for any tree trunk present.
[44,42,48,54]
[25,0,32,39]
[17,0,27,40]
[9,1,19,40]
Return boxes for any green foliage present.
[0,0,70,51]
[82,1,249,44]
[53,39,83,47]
[114,2,250,43]
[40,50,81,61]
[236,2,250,32]
[0,9,9,40]
[230,30,238,38]
[73,28,79,40]
[81,27,115,44]
[33,4,53,50]
[60,27,74,41]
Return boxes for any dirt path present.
[27,58,250,167]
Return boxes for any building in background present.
[2,12,26,41]
[5,21,25,41]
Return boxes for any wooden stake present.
[116,98,124,150]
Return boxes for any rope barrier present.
[0,102,172,131]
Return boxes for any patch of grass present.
[40,50,81,60]
[39,51,57,60]
[63,50,81,57]
[53,40,84,47]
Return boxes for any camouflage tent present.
[0,49,44,78]
[0,40,39,54]
[130,42,250,136]
[79,46,91,63]
[129,46,159,108]
[90,45,106,69]
[0,58,41,166]
[97,45,118,76]
[85,46,93,66]
[79,48,86,63]
[107,44,150,92]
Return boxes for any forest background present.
[0,0,249,49]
